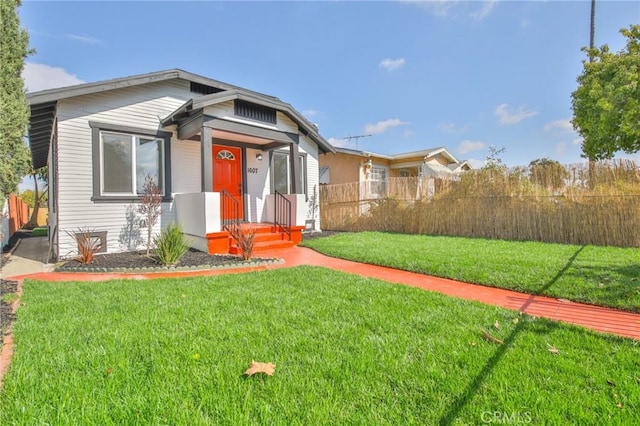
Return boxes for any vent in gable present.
[190,82,224,95]
[234,99,276,124]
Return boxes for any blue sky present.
[20,0,640,168]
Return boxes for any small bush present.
[228,224,257,261]
[66,227,103,264]
[154,224,189,266]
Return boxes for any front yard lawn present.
[1,267,638,424]
[301,232,640,312]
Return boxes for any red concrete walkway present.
[10,246,640,340]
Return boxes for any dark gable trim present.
[89,121,173,203]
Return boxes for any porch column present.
[201,126,213,192]
[289,142,300,193]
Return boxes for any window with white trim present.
[368,165,387,197]
[100,131,164,195]
[272,151,307,197]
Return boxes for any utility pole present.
[340,134,372,150]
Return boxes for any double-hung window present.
[272,151,307,198]
[369,165,388,197]
[91,122,171,201]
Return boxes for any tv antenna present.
[340,134,371,149]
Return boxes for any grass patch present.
[0,293,18,303]
[30,227,48,237]
[301,232,640,312]
[1,267,639,424]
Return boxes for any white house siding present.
[300,135,320,229]
[245,147,270,223]
[171,139,201,194]
[55,80,192,257]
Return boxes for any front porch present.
[175,192,307,255]
[207,222,304,255]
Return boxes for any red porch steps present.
[206,223,304,255]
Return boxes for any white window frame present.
[368,165,388,197]
[99,131,165,196]
[271,150,308,198]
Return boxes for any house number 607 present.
[247,167,258,174]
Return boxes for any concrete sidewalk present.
[1,236,54,279]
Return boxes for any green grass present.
[301,232,640,312]
[1,293,18,303]
[30,227,48,237]
[1,267,639,424]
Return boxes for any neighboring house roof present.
[332,146,462,165]
[26,69,334,169]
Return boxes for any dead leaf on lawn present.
[469,342,476,346]
[546,343,559,354]
[607,379,616,387]
[481,329,503,345]
[244,360,276,377]
[512,317,519,325]
[493,321,500,329]
[616,402,623,409]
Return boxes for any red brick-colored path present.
[9,246,640,340]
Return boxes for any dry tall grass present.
[320,160,640,247]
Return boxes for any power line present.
[339,134,372,149]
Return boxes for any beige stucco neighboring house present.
[319,146,471,199]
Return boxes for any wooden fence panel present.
[319,162,640,247]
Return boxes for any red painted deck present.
[12,246,640,340]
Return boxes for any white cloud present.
[65,34,104,45]
[379,58,406,71]
[302,109,318,118]
[457,140,486,154]
[555,141,567,156]
[494,103,539,125]
[438,121,467,133]
[471,0,497,21]
[403,129,415,138]
[544,118,574,133]
[404,0,458,17]
[466,158,485,169]
[572,137,583,146]
[22,62,85,92]
[327,137,349,148]
[364,118,409,135]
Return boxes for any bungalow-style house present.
[27,69,335,259]
[320,146,470,198]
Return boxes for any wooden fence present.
[319,161,640,247]
[1,194,29,248]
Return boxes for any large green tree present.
[0,0,31,201]
[572,25,640,161]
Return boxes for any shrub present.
[228,224,257,261]
[66,227,103,264]
[154,223,189,266]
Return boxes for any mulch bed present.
[0,280,17,336]
[56,248,274,272]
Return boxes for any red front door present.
[213,145,243,221]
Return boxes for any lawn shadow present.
[438,246,584,425]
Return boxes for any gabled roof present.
[25,69,270,105]
[332,146,461,164]
[161,89,334,154]
[26,69,334,168]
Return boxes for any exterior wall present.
[319,152,363,185]
[55,80,192,257]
